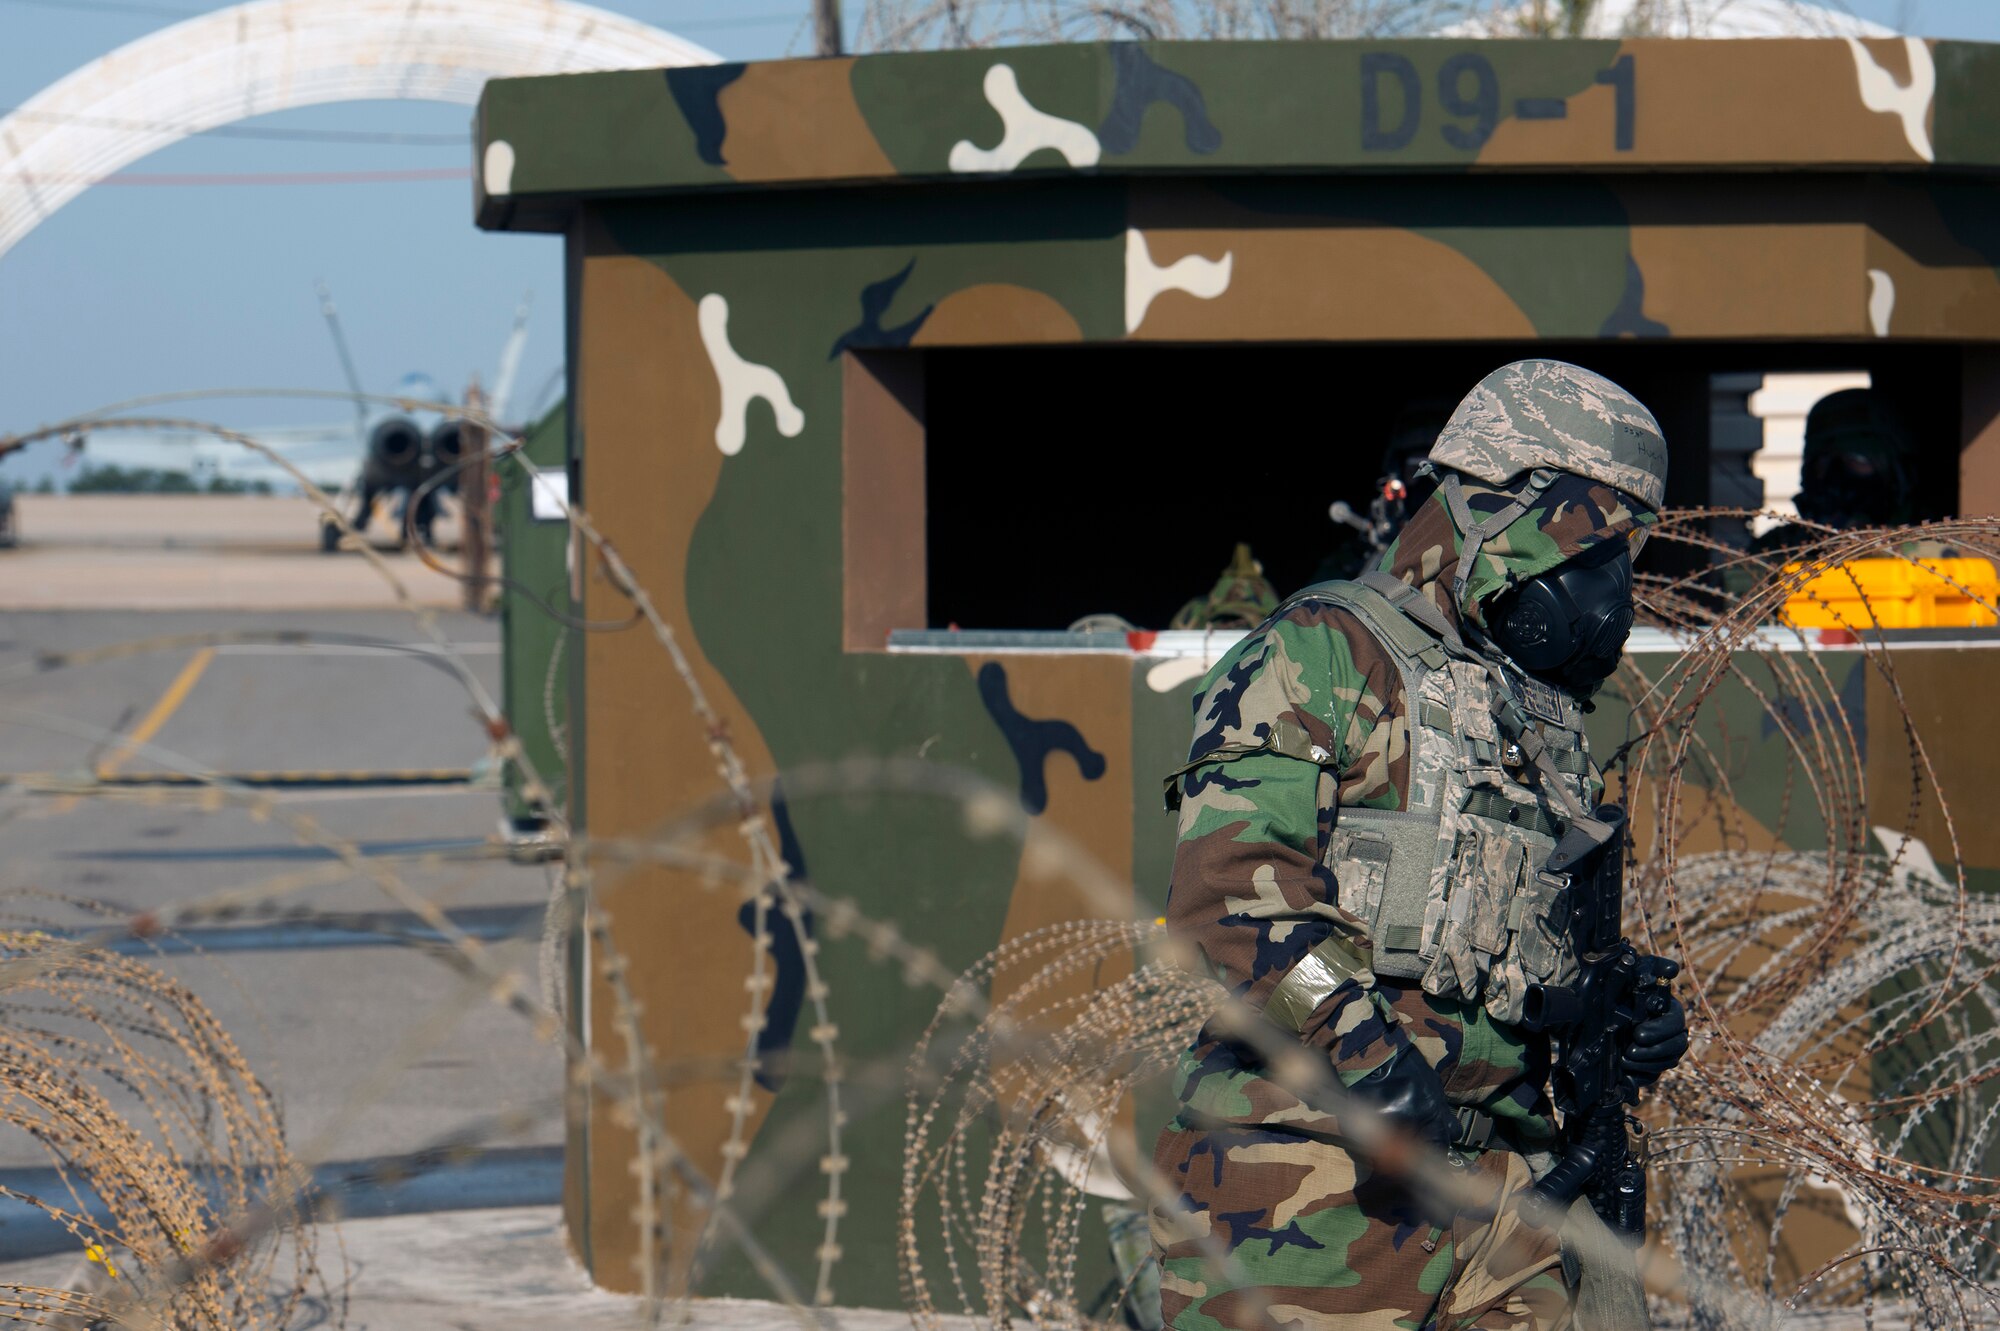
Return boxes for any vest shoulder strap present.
[1271,578,1450,672]
[1161,581,1439,811]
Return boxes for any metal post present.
[461,380,492,613]
[814,0,843,56]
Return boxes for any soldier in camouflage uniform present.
[1314,402,1455,584]
[1174,543,1284,632]
[1734,389,1996,589]
[1754,388,1921,558]
[1150,360,1689,1331]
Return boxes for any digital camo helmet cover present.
[1427,359,1668,514]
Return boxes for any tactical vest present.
[1175,574,1598,1027]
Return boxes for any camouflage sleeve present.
[1166,603,1412,1084]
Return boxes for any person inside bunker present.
[1150,360,1691,1330]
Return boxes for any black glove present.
[1347,1048,1459,1152]
[1623,990,1689,1085]
[1346,1048,1464,1227]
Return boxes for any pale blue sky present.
[1,0,1995,486]
[0,2,817,485]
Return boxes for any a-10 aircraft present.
[75,283,545,552]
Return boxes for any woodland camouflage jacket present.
[1164,472,1655,1130]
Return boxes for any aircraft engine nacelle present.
[364,417,424,490]
[425,419,465,492]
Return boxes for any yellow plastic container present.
[1783,556,2000,630]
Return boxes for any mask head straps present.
[1442,467,1560,609]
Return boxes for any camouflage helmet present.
[1427,360,1668,513]
[1170,542,1279,631]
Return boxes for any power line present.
[678,9,809,30]
[0,0,809,27]
[0,106,468,145]
[0,7,816,158]
[16,166,476,186]
[0,0,199,16]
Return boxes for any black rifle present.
[1519,803,1679,1243]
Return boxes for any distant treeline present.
[59,466,274,495]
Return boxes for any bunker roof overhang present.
[475,36,2000,231]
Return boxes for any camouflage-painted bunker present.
[498,403,571,831]
[476,38,2000,1300]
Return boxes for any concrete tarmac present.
[0,608,561,1202]
[0,1206,966,1330]
[0,500,948,1319]
[4,495,473,609]
[0,1201,1912,1329]
[0,500,589,1318]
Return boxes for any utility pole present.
[461,378,492,613]
[814,0,844,56]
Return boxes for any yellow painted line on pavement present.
[96,647,214,778]
[2,768,478,790]
[98,769,476,787]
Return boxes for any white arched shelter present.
[0,0,719,262]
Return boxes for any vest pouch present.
[1476,836,1578,1024]
[1511,852,1576,984]
[1468,831,1528,958]
[1327,808,1438,980]
[1427,819,1517,998]
[1327,826,1392,928]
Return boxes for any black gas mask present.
[1795,450,1903,529]
[1486,538,1635,697]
